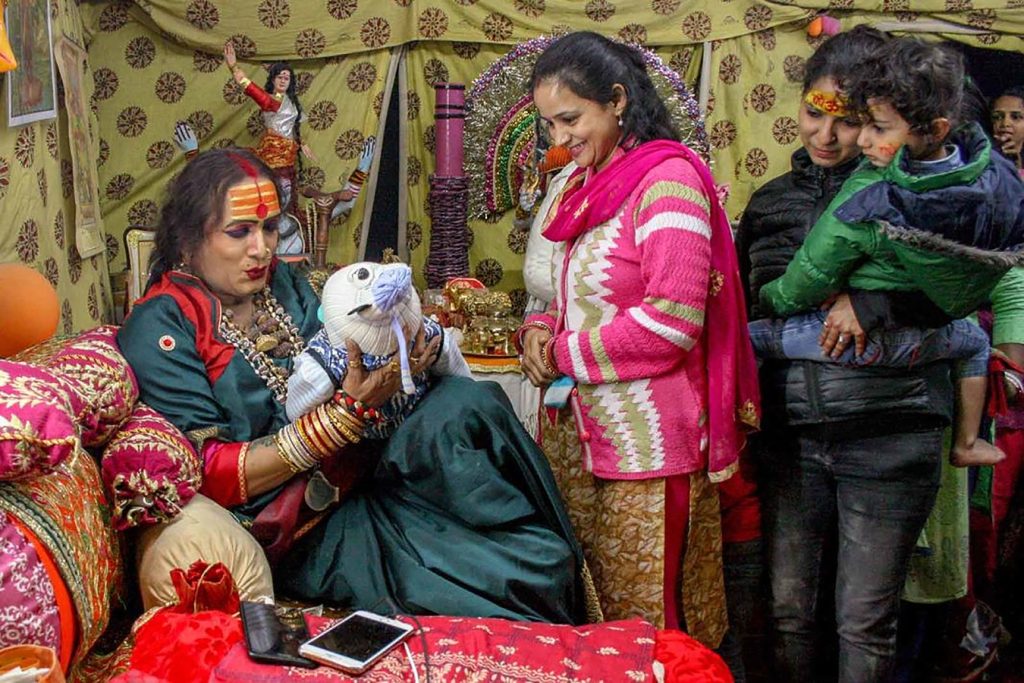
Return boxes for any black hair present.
[530,31,679,144]
[960,76,992,136]
[844,37,965,133]
[995,85,1024,106]
[264,62,304,180]
[802,24,889,94]
[149,148,280,286]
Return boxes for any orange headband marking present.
[804,89,849,118]
[228,179,280,221]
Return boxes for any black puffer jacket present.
[736,149,859,320]
[737,150,954,435]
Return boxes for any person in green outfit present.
[117,147,590,624]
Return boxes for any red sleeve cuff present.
[199,440,249,508]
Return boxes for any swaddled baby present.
[286,262,470,439]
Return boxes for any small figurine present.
[225,41,313,220]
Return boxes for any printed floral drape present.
[2,1,1022,327]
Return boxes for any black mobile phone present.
[239,601,319,669]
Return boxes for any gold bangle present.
[516,321,554,353]
[294,416,329,462]
[324,404,362,444]
[328,401,365,434]
[273,430,304,474]
[542,338,559,375]
[280,424,316,470]
[312,404,349,451]
[306,409,340,459]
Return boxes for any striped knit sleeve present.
[552,160,712,383]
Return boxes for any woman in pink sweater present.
[517,32,760,650]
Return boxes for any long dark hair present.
[802,24,889,95]
[530,31,679,145]
[265,62,304,180]
[149,148,280,286]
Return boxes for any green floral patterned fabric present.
[2,1,1023,329]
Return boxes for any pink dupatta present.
[544,139,760,481]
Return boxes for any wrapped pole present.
[425,83,470,288]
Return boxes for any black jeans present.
[761,427,943,683]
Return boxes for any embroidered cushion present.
[0,511,62,657]
[0,360,82,481]
[100,403,203,531]
[43,326,138,447]
[0,447,123,667]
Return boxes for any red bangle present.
[515,321,554,354]
[333,390,380,422]
[542,338,558,375]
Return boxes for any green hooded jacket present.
[761,123,1024,319]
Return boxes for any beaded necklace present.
[220,289,304,404]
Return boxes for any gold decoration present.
[737,399,760,428]
[708,269,724,297]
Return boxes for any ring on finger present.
[837,334,846,343]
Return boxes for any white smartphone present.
[298,610,415,674]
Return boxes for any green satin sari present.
[279,376,588,624]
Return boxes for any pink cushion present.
[101,404,203,531]
[44,326,138,447]
[0,360,81,481]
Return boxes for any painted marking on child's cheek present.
[878,144,898,158]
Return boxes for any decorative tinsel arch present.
[464,34,709,222]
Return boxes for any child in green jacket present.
[755,37,1024,467]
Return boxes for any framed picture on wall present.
[6,0,58,127]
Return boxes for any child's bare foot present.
[950,440,1006,467]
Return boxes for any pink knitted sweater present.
[527,155,713,480]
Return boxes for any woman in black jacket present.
[736,26,956,683]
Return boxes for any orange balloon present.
[0,263,60,357]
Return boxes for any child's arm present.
[759,207,877,317]
[286,350,336,421]
[422,317,471,378]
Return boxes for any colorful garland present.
[465,35,709,221]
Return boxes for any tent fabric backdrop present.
[3,1,1023,332]
[0,0,112,338]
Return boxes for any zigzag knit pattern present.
[529,157,715,479]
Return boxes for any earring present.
[617,115,623,127]
[263,247,272,258]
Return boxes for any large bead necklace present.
[220,289,305,404]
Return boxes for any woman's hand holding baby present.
[341,327,440,407]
